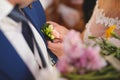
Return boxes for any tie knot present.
[8,6,27,22]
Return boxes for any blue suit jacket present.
[22,0,57,64]
[0,31,35,80]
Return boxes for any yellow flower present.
[105,25,116,39]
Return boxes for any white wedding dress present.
[83,0,120,47]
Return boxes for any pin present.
[29,4,32,9]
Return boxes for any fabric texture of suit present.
[0,30,35,80]
[0,5,53,79]
[22,0,58,64]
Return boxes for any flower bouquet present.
[57,25,120,80]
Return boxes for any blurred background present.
[40,0,96,32]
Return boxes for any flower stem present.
[66,73,120,80]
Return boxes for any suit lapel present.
[28,22,54,71]
[0,31,34,80]
[22,0,58,64]
[22,0,46,43]
[28,22,48,64]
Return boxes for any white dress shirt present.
[39,0,53,9]
[0,0,53,80]
[0,0,13,21]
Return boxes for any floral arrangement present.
[57,25,120,80]
[41,23,60,40]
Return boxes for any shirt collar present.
[0,0,14,21]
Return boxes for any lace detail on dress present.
[95,0,120,30]
[83,0,120,47]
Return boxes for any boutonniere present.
[41,23,60,41]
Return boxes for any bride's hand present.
[47,21,69,42]
[47,21,69,58]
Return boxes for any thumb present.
[47,21,60,28]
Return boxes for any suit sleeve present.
[0,71,11,80]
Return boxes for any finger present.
[53,38,63,43]
[47,41,63,49]
[47,41,59,52]
[47,41,64,57]
[52,29,60,38]
[47,21,60,28]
